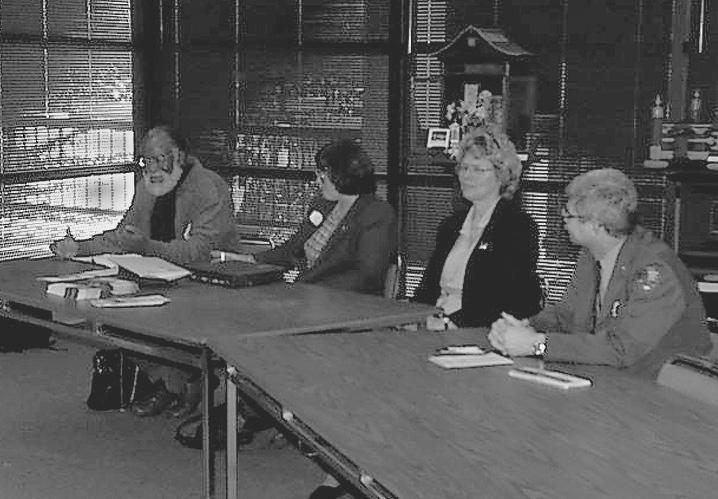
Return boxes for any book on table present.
[73,254,191,283]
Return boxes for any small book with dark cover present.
[185,261,285,289]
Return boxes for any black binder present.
[185,261,285,289]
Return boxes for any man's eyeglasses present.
[137,154,173,174]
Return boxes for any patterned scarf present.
[303,196,357,269]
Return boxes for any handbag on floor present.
[86,349,152,411]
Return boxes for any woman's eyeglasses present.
[315,169,328,182]
[560,207,583,221]
[137,154,173,174]
[455,164,496,175]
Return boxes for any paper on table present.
[38,266,119,283]
[90,294,171,308]
[429,351,514,369]
[72,254,132,269]
[102,254,190,281]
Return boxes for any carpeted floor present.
[0,340,325,499]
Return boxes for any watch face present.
[533,341,546,356]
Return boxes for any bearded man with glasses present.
[50,125,238,418]
[51,125,237,265]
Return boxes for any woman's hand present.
[210,250,256,264]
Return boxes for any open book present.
[73,254,190,282]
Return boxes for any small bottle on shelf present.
[690,89,703,123]
[649,94,664,160]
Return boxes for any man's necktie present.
[592,261,602,333]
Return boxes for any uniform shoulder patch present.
[634,263,665,292]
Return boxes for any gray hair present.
[455,125,523,199]
[566,168,638,236]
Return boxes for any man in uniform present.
[489,168,712,378]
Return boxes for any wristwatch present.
[532,336,547,357]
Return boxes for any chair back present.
[383,254,403,300]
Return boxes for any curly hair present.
[144,125,190,153]
[315,139,376,195]
[455,125,523,199]
[566,168,639,236]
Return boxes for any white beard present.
[144,165,183,197]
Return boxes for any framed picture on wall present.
[426,127,450,149]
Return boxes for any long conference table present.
[0,258,435,498]
[212,329,718,499]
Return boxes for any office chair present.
[383,254,403,300]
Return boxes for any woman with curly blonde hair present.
[413,126,543,328]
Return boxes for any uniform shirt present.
[531,226,712,378]
[597,237,626,309]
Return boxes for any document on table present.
[90,294,171,308]
[73,253,190,282]
[38,266,119,283]
[104,254,190,281]
[429,345,514,369]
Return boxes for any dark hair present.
[147,125,190,153]
[315,139,376,195]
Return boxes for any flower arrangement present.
[444,89,502,159]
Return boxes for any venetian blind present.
[0,0,136,260]
[153,0,391,248]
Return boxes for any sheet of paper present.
[72,254,134,269]
[429,352,514,369]
[103,254,191,281]
[38,267,119,283]
[90,294,171,308]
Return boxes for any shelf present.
[238,124,361,136]
[216,166,316,180]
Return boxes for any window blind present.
[154,0,392,251]
[0,0,135,260]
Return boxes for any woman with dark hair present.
[216,138,396,295]
[413,126,543,329]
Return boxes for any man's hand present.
[488,312,543,357]
[117,225,149,253]
[210,250,256,264]
[50,228,79,259]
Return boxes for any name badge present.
[309,210,324,227]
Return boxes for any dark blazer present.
[256,193,397,296]
[413,198,543,327]
[532,226,712,378]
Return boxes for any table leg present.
[201,347,214,499]
[226,367,238,499]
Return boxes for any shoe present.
[132,383,176,417]
[308,485,345,499]
[167,380,201,418]
[237,414,274,445]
